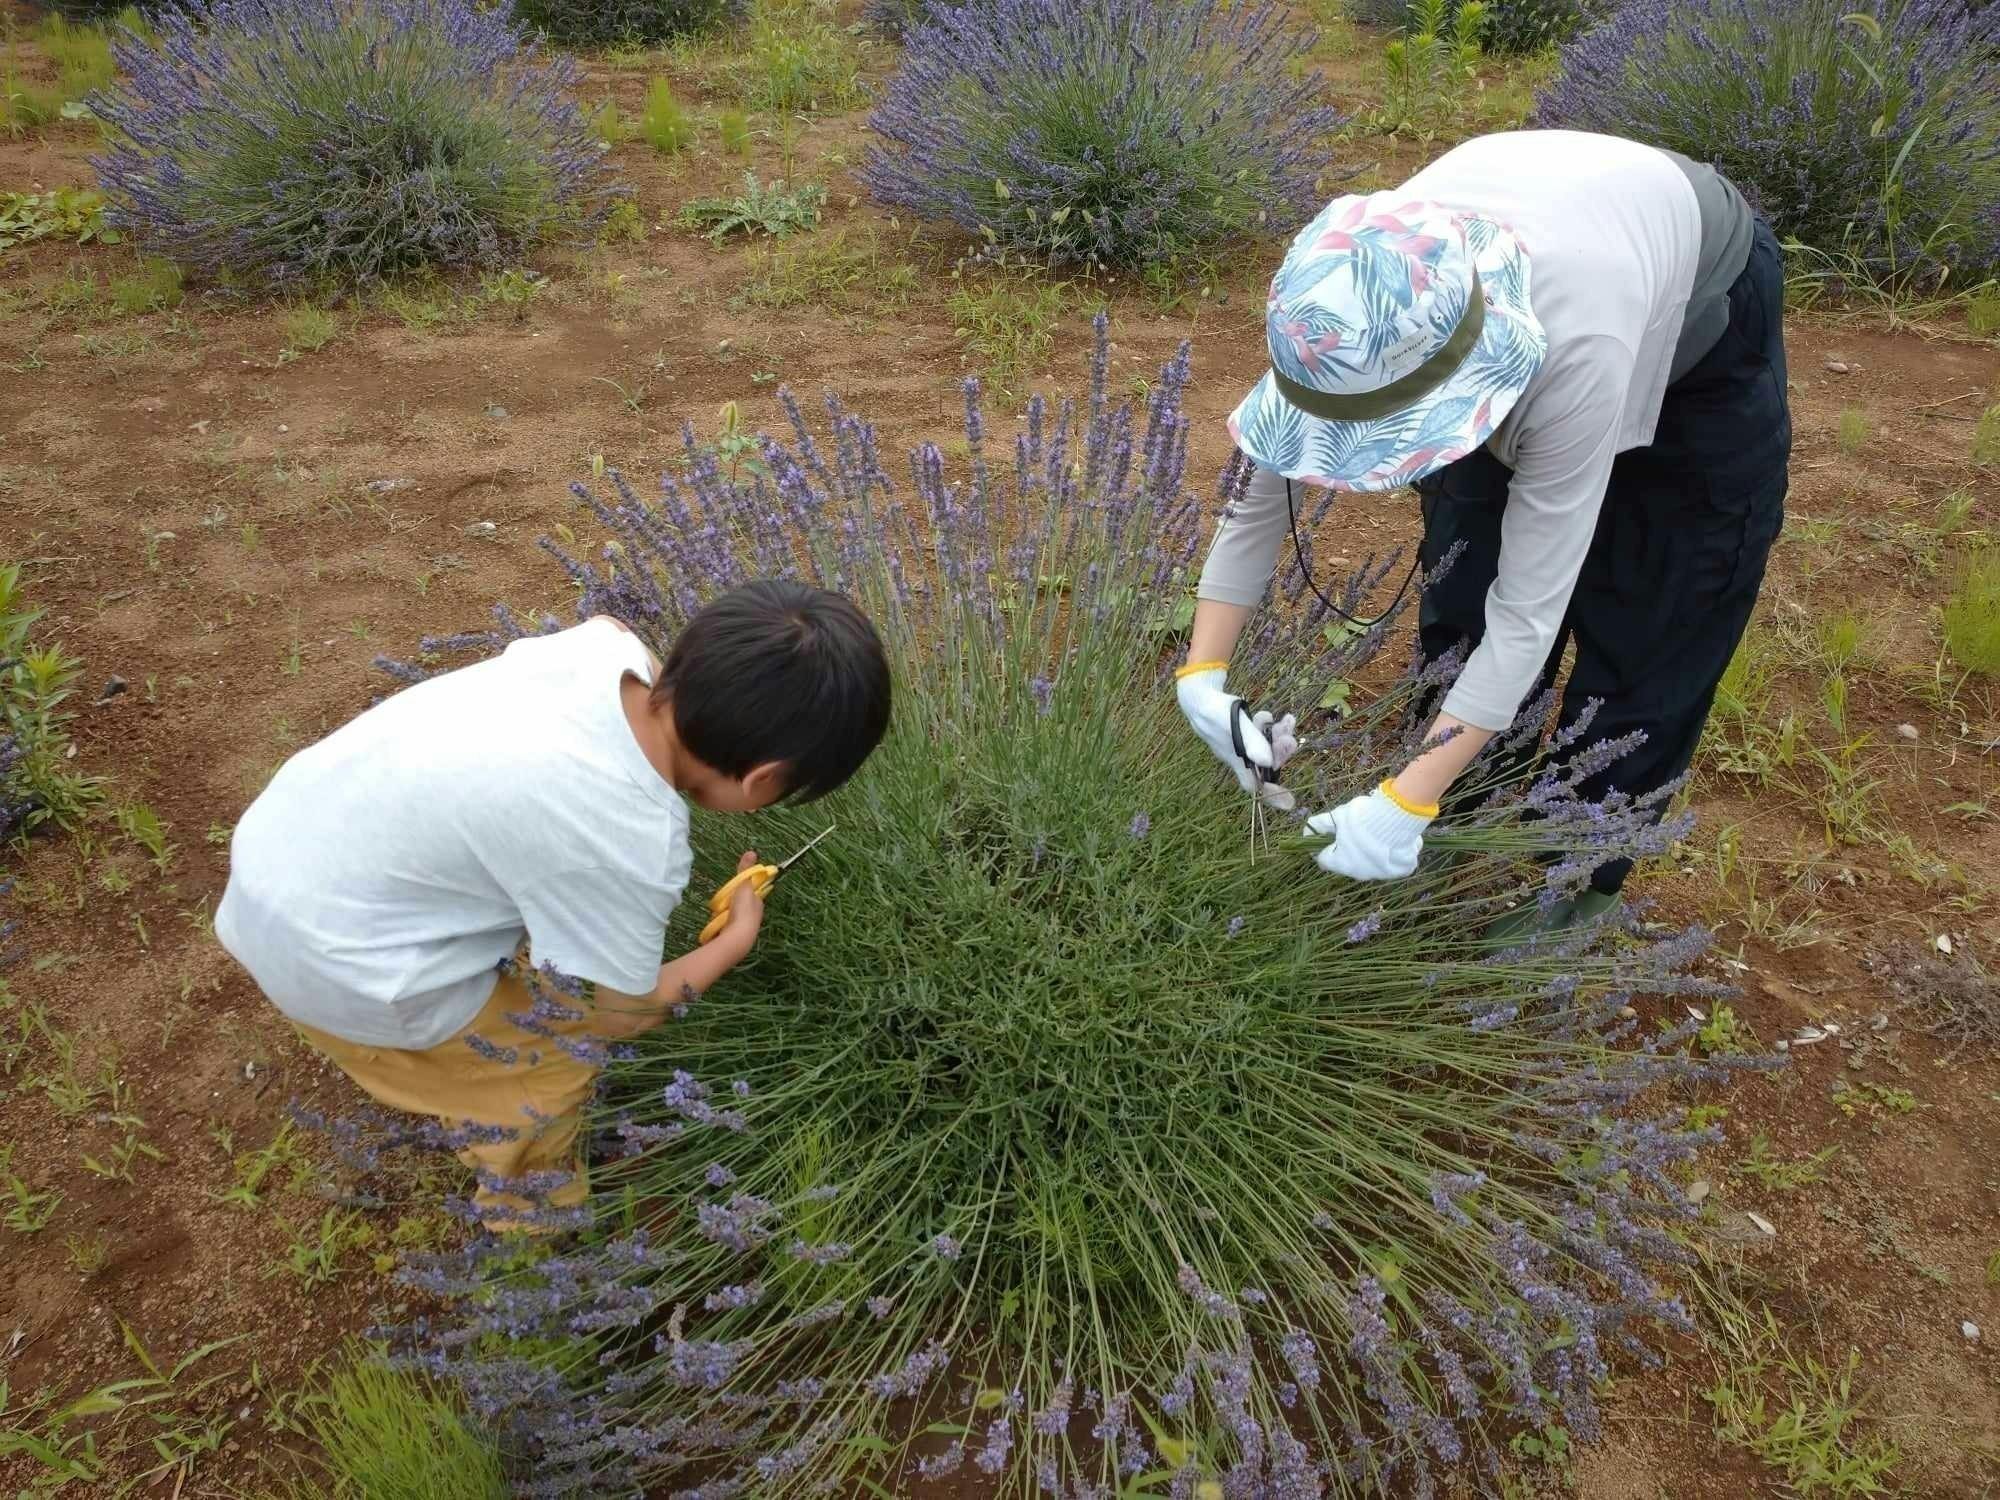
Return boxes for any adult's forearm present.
[1392,712,1495,808]
[1187,600,1253,667]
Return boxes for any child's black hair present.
[654,580,891,801]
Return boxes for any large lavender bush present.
[510,0,741,50]
[379,318,1766,1497]
[1536,0,2000,282]
[90,0,614,287]
[863,0,1338,269]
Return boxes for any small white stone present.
[1964,1321,1981,1342]
[1896,723,1919,740]
[277,424,289,433]
[1937,934,1955,955]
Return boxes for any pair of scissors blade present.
[772,823,836,877]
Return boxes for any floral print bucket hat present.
[1229,191,1548,493]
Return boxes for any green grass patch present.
[949,271,1067,397]
[255,1348,508,1500]
[738,224,917,312]
[1943,548,2000,677]
[1704,1304,1901,1497]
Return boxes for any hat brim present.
[1229,217,1548,494]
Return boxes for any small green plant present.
[637,76,693,154]
[280,303,339,355]
[1697,1001,1756,1056]
[64,1227,110,1275]
[718,106,751,156]
[1704,1306,1901,1496]
[113,800,175,872]
[256,1347,508,1499]
[267,1208,371,1286]
[676,172,825,239]
[213,1121,314,1209]
[591,97,629,146]
[1379,0,1488,135]
[0,1145,62,1233]
[1836,405,1871,455]
[1973,403,2000,466]
[24,1013,113,1118]
[80,1121,163,1184]
[1833,1081,1919,1119]
[0,187,120,251]
[1969,289,2000,337]
[599,197,646,244]
[1,563,104,833]
[1507,1422,1573,1477]
[1943,548,2000,678]
[477,266,545,312]
[949,273,1067,397]
[1736,1133,1837,1191]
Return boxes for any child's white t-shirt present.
[216,617,691,1048]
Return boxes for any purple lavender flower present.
[930,1233,962,1261]
[1128,811,1151,841]
[1226,914,1246,938]
[1537,0,2000,280]
[704,1162,738,1188]
[90,0,618,287]
[862,0,1339,268]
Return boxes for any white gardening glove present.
[1176,664,1278,798]
[1306,782,1436,880]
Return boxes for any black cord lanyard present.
[1285,478,1420,629]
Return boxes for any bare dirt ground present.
[2,3,1998,1495]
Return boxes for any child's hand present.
[723,850,765,949]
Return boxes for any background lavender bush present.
[510,0,740,51]
[863,0,1338,269]
[89,0,615,288]
[1536,0,2000,284]
[384,318,1763,1497]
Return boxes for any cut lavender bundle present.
[90,0,617,287]
[382,316,1765,1496]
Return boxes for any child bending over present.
[217,580,891,1228]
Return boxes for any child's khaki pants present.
[294,969,599,1230]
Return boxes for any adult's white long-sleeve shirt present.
[1200,131,1729,731]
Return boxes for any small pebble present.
[1687,1179,1711,1205]
[94,675,127,704]
[1824,359,1850,374]
[485,404,509,420]
[1896,723,1918,740]
[277,423,289,433]
[1965,1321,1981,1342]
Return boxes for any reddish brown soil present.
[3,5,1999,1497]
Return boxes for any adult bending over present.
[1177,129,1790,928]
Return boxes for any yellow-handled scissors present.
[697,824,835,944]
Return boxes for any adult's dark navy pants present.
[1412,218,1792,896]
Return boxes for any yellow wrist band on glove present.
[1175,659,1229,680]
[1379,779,1440,820]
